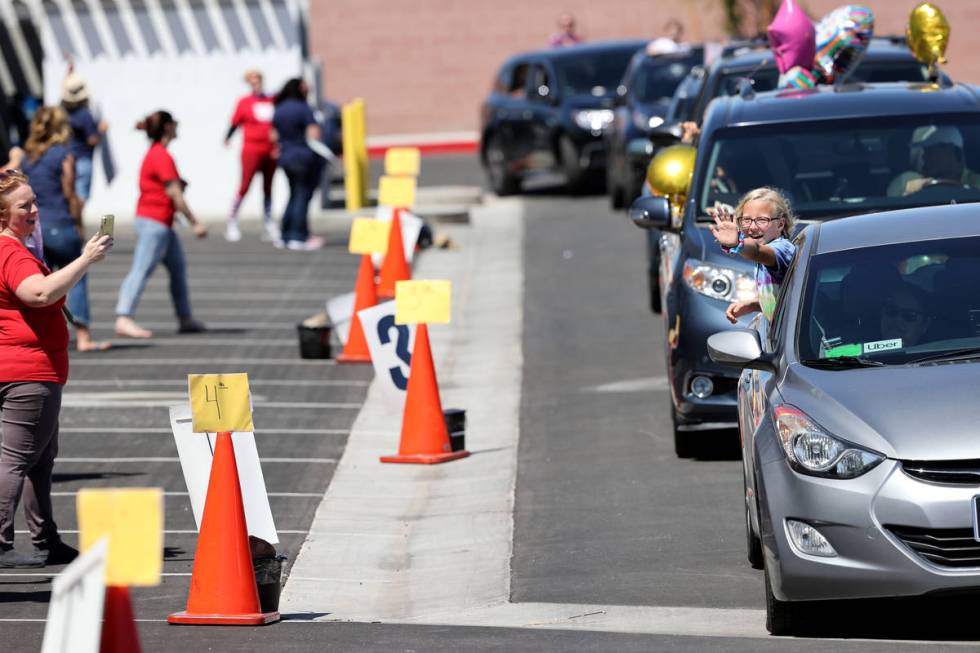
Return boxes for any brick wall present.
[309,1,979,138]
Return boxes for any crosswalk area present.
[0,221,371,639]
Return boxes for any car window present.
[554,48,639,96]
[767,232,805,350]
[632,59,697,104]
[492,64,513,95]
[797,235,980,364]
[697,114,980,220]
[528,64,553,102]
[509,63,529,97]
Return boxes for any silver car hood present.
[781,362,980,461]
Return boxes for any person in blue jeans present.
[5,106,109,351]
[272,78,325,251]
[61,72,105,212]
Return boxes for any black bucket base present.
[297,324,332,359]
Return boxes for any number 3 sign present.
[188,373,254,433]
[357,301,416,410]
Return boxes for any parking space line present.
[14,530,309,534]
[69,358,337,365]
[50,491,323,497]
[60,400,359,408]
[66,379,368,387]
[87,291,333,301]
[59,427,350,434]
[56,457,338,463]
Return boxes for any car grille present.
[887,525,980,568]
[902,460,980,485]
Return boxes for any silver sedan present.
[708,203,980,636]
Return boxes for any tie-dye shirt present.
[756,237,797,321]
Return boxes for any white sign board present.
[372,206,424,267]
[358,301,416,410]
[41,538,108,653]
[326,291,355,345]
[169,405,279,544]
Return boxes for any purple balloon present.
[768,0,816,75]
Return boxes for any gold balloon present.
[647,144,696,202]
[906,2,950,68]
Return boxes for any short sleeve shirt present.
[756,237,797,322]
[0,237,68,384]
[231,94,275,153]
[136,142,180,226]
[68,106,99,160]
[273,99,317,168]
[22,144,73,229]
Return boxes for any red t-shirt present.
[0,237,69,384]
[231,94,275,153]
[136,142,181,226]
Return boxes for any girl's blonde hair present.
[0,170,31,229]
[24,106,71,162]
[734,186,796,238]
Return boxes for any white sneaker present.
[286,236,324,251]
[262,220,281,242]
[224,222,242,242]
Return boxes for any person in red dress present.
[0,170,113,568]
[224,69,278,243]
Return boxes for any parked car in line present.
[707,203,980,635]
[606,46,704,209]
[629,80,980,457]
[479,40,646,195]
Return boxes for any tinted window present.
[632,59,696,103]
[798,236,980,364]
[698,114,980,220]
[554,48,639,96]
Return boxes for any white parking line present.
[76,338,300,346]
[66,379,368,388]
[69,358,337,365]
[87,291,333,301]
[61,399,359,408]
[55,457,338,463]
[0,572,192,578]
[14,529,308,535]
[50,491,323,497]
[59,427,350,435]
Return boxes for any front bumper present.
[759,446,980,602]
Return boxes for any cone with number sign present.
[336,254,378,363]
[101,586,141,653]
[381,324,470,464]
[377,209,411,299]
[168,431,279,625]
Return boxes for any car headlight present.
[572,109,614,131]
[631,111,665,131]
[773,405,885,479]
[682,259,757,302]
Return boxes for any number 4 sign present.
[188,373,254,433]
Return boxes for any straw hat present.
[62,73,90,103]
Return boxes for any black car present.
[480,40,646,195]
[629,80,980,457]
[606,46,704,209]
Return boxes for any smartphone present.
[98,214,114,238]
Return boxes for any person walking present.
[549,13,583,47]
[272,78,325,251]
[6,106,110,352]
[61,71,106,215]
[224,69,278,243]
[0,170,113,567]
[114,111,208,339]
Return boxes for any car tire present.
[746,503,764,570]
[671,404,697,458]
[485,134,519,196]
[559,134,586,193]
[764,566,808,636]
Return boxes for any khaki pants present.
[0,382,62,548]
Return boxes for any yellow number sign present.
[378,175,416,208]
[348,218,390,254]
[188,373,253,433]
[395,280,451,325]
[384,147,421,177]
[78,488,163,586]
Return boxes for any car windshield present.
[555,49,639,96]
[632,59,698,104]
[713,61,931,99]
[798,236,980,366]
[697,114,980,220]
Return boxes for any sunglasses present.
[881,302,925,323]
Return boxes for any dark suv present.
[480,40,645,195]
[606,46,704,209]
[630,80,980,456]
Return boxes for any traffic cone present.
[336,254,378,364]
[381,324,470,464]
[100,586,141,653]
[168,432,279,626]
[377,208,411,298]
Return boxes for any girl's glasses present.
[737,217,776,228]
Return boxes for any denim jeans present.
[74,156,93,201]
[42,224,90,326]
[281,161,322,243]
[115,217,192,319]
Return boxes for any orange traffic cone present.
[381,324,470,464]
[336,254,378,364]
[377,208,411,299]
[168,432,279,626]
[100,586,141,653]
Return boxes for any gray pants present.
[0,382,62,548]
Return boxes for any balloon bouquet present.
[767,0,950,90]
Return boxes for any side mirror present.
[629,195,672,230]
[707,329,776,372]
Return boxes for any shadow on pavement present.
[0,590,51,604]
[691,428,742,462]
[52,472,142,483]
[789,595,980,640]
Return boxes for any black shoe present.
[33,540,78,565]
[0,546,44,568]
[178,318,207,334]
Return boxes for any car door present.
[525,61,560,171]
[485,60,531,169]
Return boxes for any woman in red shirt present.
[0,170,112,568]
[114,111,208,339]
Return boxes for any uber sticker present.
[863,339,903,353]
